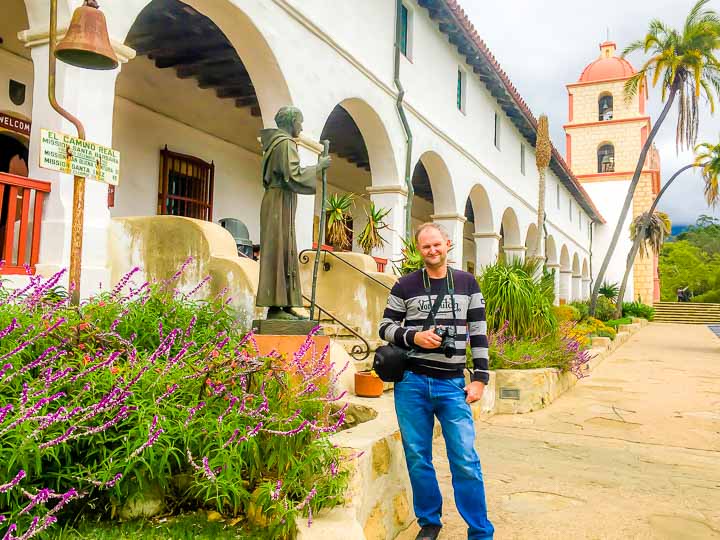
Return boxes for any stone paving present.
[398,323,720,540]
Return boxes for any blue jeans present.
[394,371,494,540]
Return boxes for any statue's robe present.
[256,128,318,308]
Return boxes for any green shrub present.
[621,301,655,320]
[553,304,581,322]
[605,317,632,328]
[595,328,617,340]
[692,289,720,303]
[0,266,348,539]
[478,259,557,339]
[570,300,590,320]
[593,295,616,322]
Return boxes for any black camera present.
[434,327,456,358]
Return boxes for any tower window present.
[599,93,613,121]
[598,143,615,173]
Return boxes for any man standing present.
[256,106,331,319]
[379,223,493,540]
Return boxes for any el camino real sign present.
[39,129,120,186]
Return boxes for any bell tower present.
[564,41,661,303]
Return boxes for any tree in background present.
[590,0,720,315]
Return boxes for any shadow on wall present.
[110,216,262,327]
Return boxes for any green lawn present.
[605,317,632,328]
[49,514,253,539]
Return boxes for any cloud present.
[461,0,720,227]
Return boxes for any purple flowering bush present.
[471,321,591,379]
[0,267,349,539]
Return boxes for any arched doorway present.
[317,98,398,256]
[464,183,495,272]
[113,0,293,248]
[499,207,522,262]
[559,245,571,304]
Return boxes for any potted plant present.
[354,369,384,398]
[325,193,354,250]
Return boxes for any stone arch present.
[546,235,558,265]
[500,207,521,247]
[321,97,399,189]
[572,253,581,275]
[116,0,292,125]
[414,151,456,215]
[467,183,493,233]
[582,258,590,279]
[559,245,571,271]
[525,223,539,258]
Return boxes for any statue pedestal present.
[254,334,331,365]
[253,319,320,336]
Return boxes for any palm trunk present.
[536,169,546,259]
[589,82,679,315]
[614,163,695,317]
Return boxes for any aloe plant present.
[357,202,390,255]
[393,237,424,276]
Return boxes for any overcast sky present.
[462,0,720,227]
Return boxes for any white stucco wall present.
[0,50,33,121]
[111,97,264,244]
[584,180,634,301]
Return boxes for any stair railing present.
[301,294,371,361]
[299,248,391,292]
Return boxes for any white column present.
[559,270,572,304]
[582,278,592,300]
[473,232,500,271]
[502,245,526,263]
[547,263,561,305]
[366,185,407,264]
[571,274,582,302]
[431,213,466,269]
[24,40,126,295]
[296,138,321,252]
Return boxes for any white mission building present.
[0,0,659,310]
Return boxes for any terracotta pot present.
[354,371,384,398]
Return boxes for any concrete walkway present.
[398,323,720,540]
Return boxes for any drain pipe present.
[394,0,413,239]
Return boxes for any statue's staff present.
[309,139,330,321]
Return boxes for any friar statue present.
[256,106,331,319]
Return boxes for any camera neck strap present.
[421,268,458,332]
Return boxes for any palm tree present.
[590,0,720,315]
[534,114,552,261]
[613,140,720,316]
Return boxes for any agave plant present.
[393,237,424,276]
[357,202,390,255]
[598,281,620,302]
[325,193,354,250]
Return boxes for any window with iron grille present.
[158,146,214,221]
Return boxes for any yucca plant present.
[325,193,354,250]
[357,202,390,255]
[598,281,620,302]
[478,258,557,339]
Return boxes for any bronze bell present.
[55,0,119,70]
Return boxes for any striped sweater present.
[378,268,490,384]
